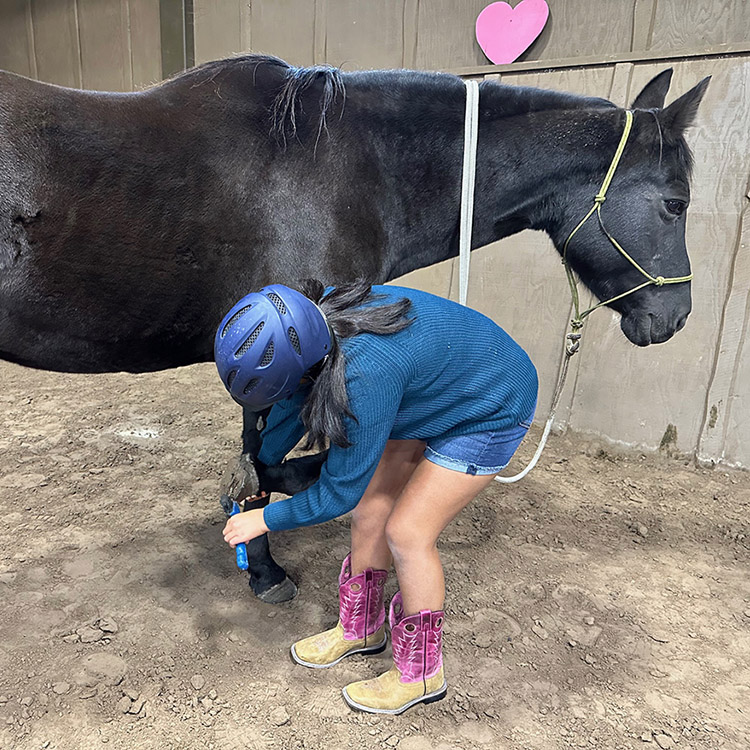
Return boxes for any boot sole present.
[341,681,448,715]
[290,636,388,669]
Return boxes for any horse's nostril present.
[675,314,688,332]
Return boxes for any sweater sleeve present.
[263,350,404,532]
[257,390,307,466]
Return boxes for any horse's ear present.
[630,69,673,109]
[658,76,711,135]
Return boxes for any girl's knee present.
[385,517,433,560]
[351,503,388,536]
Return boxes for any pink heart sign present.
[476,0,550,65]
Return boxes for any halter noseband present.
[561,109,693,354]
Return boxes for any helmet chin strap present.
[311,299,334,351]
[302,353,330,384]
[300,300,335,385]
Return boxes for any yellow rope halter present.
[561,109,693,354]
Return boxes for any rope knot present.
[594,193,606,205]
[566,332,581,355]
[570,319,584,331]
[655,276,665,286]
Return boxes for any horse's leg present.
[256,450,329,495]
[219,407,297,604]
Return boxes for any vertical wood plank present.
[402,0,419,68]
[325,0,405,70]
[29,0,81,86]
[77,0,131,90]
[698,181,750,464]
[608,61,634,107]
[719,217,750,468]
[160,0,189,78]
[123,0,134,88]
[239,0,251,54]
[631,0,657,51]
[395,258,455,301]
[313,0,327,64]
[0,1,34,77]
[193,0,241,65]
[129,0,162,88]
[250,0,316,66]
[25,0,38,79]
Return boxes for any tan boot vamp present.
[294,622,385,667]
[344,665,445,711]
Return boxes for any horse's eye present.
[665,200,687,216]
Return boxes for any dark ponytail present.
[296,279,412,451]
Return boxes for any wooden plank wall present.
[0,0,162,90]
[192,0,750,69]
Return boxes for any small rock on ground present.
[270,706,290,726]
[77,626,103,644]
[98,617,119,633]
[654,734,674,749]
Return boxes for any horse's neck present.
[377,103,614,280]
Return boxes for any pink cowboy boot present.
[291,554,388,668]
[342,591,447,714]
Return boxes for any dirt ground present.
[0,358,748,750]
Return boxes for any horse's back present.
[0,57,452,373]
[0,66,281,372]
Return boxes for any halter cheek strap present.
[561,109,693,353]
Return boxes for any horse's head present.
[552,70,710,346]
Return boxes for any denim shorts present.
[424,414,534,476]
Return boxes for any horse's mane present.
[180,54,344,146]
[177,54,616,145]
[272,62,345,146]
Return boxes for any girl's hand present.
[223,508,269,547]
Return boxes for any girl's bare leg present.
[385,458,496,614]
[349,439,424,575]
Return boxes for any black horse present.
[0,55,708,601]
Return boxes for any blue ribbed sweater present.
[260,286,538,532]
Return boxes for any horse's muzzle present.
[620,308,690,346]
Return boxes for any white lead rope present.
[458,78,556,484]
[459,80,480,307]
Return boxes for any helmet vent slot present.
[226,370,237,389]
[288,327,301,356]
[221,305,252,337]
[259,341,275,367]
[243,378,259,395]
[235,321,265,358]
[266,292,287,314]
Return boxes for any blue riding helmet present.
[214,284,332,410]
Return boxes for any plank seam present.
[697,174,750,464]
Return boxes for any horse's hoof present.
[254,576,298,604]
[220,453,259,501]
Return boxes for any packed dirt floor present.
[0,359,748,750]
